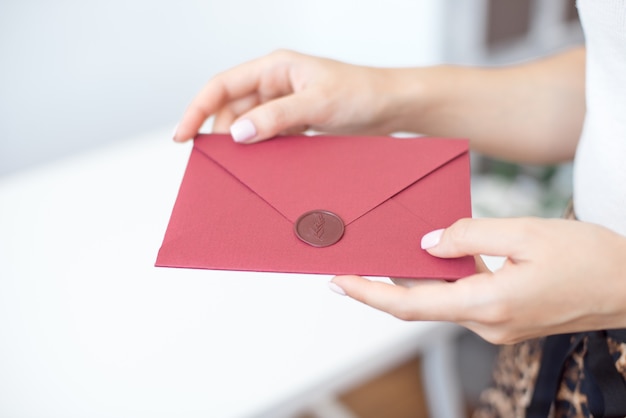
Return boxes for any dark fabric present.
[527,330,626,417]
[526,333,583,418]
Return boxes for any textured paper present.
[156,134,473,279]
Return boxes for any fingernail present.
[421,229,444,250]
[172,123,179,142]
[328,281,346,296]
[230,119,257,143]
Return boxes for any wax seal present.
[294,210,345,248]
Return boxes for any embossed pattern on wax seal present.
[294,210,345,248]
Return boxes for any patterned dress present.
[473,333,626,417]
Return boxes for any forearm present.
[382,47,586,164]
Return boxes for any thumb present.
[230,92,320,144]
[421,217,529,259]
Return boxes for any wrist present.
[375,67,432,134]
[376,66,463,135]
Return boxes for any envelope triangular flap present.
[193,134,468,225]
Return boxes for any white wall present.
[0,0,446,176]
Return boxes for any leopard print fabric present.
[608,337,626,381]
[473,336,626,418]
[553,335,593,418]
[473,338,543,418]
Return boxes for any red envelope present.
[156,134,474,280]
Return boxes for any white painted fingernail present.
[230,119,257,143]
[172,123,179,141]
[328,281,346,296]
[421,229,444,250]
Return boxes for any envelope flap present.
[193,134,468,225]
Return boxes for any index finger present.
[174,55,273,142]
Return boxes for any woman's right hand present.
[173,49,415,144]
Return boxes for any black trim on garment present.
[527,330,626,418]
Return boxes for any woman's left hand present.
[330,217,626,344]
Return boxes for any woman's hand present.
[330,217,626,344]
[173,48,586,165]
[173,49,415,144]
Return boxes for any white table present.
[0,128,465,418]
